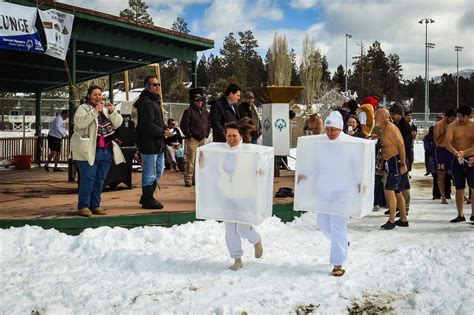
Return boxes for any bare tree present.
[300,35,322,105]
[267,33,292,86]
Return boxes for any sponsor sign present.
[38,8,74,60]
[0,1,44,53]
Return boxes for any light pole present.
[345,33,352,93]
[419,18,435,122]
[455,46,463,108]
[427,42,435,113]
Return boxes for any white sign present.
[262,103,290,156]
[0,1,44,53]
[37,8,73,60]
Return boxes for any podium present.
[103,116,135,190]
[252,86,303,175]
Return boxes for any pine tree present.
[350,41,371,97]
[119,0,154,91]
[238,30,264,88]
[220,32,246,87]
[332,65,345,89]
[365,41,388,96]
[207,54,226,98]
[119,0,153,25]
[172,17,190,34]
[321,55,331,84]
[196,55,210,88]
[385,53,403,101]
[289,49,301,86]
[160,17,192,102]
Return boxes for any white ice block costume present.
[294,113,375,266]
[196,141,274,258]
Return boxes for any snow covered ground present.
[1,169,473,314]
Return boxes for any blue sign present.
[0,2,44,53]
[274,118,287,131]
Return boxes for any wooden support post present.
[108,74,114,103]
[153,64,167,117]
[124,71,129,101]
[34,91,42,165]
[68,38,77,182]
[191,60,197,88]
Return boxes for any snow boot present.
[141,184,163,209]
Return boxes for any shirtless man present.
[375,109,409,229]
[444,105,474,222]
[303,108,323,135]
[433,109,457,204]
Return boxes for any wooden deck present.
[0,167,296,233]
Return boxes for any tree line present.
[2,0,472,117]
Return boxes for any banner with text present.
[38,8,74,60]
[0,1,44,53]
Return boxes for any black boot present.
[140,184,163,209]
[139,181,159,205]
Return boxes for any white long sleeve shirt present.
[48,114,68,139]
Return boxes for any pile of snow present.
[1,171,472,314]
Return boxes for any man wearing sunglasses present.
[134,76,172,209]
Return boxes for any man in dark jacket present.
[180,93,210,187]
[238,91,261,144]
[135,76,172,209]
[389,103,412,214]
[210,84,241,142]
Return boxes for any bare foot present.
[441,198,448,204]
[331,266,345,277]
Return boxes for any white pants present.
[317,213,349,266]
[225,222,261,259]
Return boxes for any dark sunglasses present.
[150,83,161,87]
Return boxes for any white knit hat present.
[324,111,343,130]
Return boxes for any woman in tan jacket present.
[70,85,124,217]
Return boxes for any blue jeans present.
[76,148,112,210]
[141,153,165,187]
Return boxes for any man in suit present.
[210,84,241,142]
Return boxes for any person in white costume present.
[221,118,264,271]
[300,111,355,277]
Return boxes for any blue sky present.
[60,0,473,80]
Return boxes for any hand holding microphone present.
[95,103,103,113]
[105,102,115,113]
